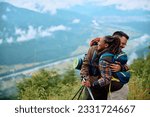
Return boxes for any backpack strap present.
[115,71,130,84]
[99,52,115,63]
[91,51,98,63]
[114,52,128,65]
[89,50,100,76]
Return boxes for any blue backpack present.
[99,52,130,84]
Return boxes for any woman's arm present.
[80,46,97,78]
[93,60,112,87]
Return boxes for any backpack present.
[100,52,130,84]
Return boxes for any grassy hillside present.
[128,53,150,100]
[17,68,81,100]
[16,53,150,100]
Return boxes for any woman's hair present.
[104,35,121,54]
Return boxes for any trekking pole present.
[77,86,85,100]
[72,78,95,100]
[83,78,95,100]
[72,86,84,100]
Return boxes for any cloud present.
[125,34,150,64]
[92,20,99,27]
[125,34,150,51]
[6,37,13,43]
[16,26,37,42]
[0,39,3,44]
[72,19,80,24]
[103,0,150,11]
[15,25,70,42]
[47,25,70,32]
[2,0,84,14]
[97,15,150,23]
[127,52,138,65]
[3,0,150,15]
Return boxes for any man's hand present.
[82,80,91,87]
[110,63,121,72]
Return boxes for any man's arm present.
[120,64,129,71]
[110,63,129,72]
[110,52,129,72]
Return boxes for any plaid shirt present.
[98,60,112,87]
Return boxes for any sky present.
[1,0,150,14]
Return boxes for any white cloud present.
[38,27,52,37]
[96,0,150,11]
[0,39,3,44]
[3,0,84,14]
[72,19,80,24]
[97,15,150,23]
[15,28,26,35]
[3,0,150,14]
[16,26,37,42]
[127,52,138,65]
[92,20,99,26]
[125,34,150,51]
[6,37,13,43]
[125,34,150,64]
[15,25,70,42]
[47,25,70,32]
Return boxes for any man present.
[80,31,130,100]
[109,31,129,100]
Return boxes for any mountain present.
[0,2,92,65]
[0,2,150,67]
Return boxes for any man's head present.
[113,31,129,49]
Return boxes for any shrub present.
[128,53,150,99]
[17,68,81,100]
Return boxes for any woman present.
[81,35,121,100]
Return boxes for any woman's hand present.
[81,80,91,87]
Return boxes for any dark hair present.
[113,31,129,40]
[104,35,121,54]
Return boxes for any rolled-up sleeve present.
[80,51,90,77]
[80,46,96,78]
[98,60,112,87]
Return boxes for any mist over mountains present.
[0,2,91,65]
[0,2,150,66]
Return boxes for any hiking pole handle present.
[83,78,95,100]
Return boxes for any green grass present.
[17,68,81,100]
[17,54,150,100]
[128,54,150,100]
